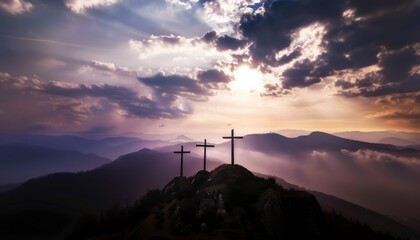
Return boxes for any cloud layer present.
[65,0,121,14]
[0,0,33,15]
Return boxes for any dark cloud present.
[197,69,231,90]
[139,73,212,103]
[277,50,301,65]
[197,69,230,83]
[0,72,196,134]
[215,35,246,51]
[348,0,415,18]
[201,30,246,51]
[201,30,217,43]
[379,47,418,83]
[239,0,345,64]
[282,60,329,89]
[43,81,189,119]
[358,74,420,97]
[335,80,353,90]
[261,83,290,97]
[238,0,419,97]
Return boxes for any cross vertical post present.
[173,145,191,177]
[196,139,215,171]
[222,129,243,165]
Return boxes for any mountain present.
[0,143,109,185]
[379,137,417,146]
[156,132,420,225]
[170,134,195,142]
[69,165,404,240]
[255,173,420,240]
[410,144,420,151]
[0,149,220,239]
[334,131,420,146]
[275,129,312,137]
[0,133,169,159]
[237,132,420,157]
[0,182,21,193]
[0,148,417,239]
[208,132,420,230]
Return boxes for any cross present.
[173,145,191,177]
[222,129,243,165]
[196,139,215,171]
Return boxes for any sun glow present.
[231,65,264,94]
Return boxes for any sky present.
[0,0,419,136]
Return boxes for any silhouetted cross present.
[222,129,243,165]
[196,139,215,171]
[173,145,191,177]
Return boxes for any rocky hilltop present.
[70,164,401,240]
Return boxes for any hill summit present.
[70,164,400,240]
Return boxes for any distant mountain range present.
[333,130,420,146]
[276,129,420,147]
[0,148,418,239]
[238,132,420,157]
[160,132,420,232]
[0,133,169,159]
[69,164,409,240]
[0,143,109,185]
[0,149,220,239]
[169,134,195,142]
[227,132,420,229]
[1,131,419,239]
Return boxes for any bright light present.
[231,65,264,94]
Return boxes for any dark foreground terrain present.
[69,164,404,240]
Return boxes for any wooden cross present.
[222,129,243,165]
[173,145,191,177]
[196,139,215,171]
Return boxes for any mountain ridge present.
[69,164,408,240]
[0,143,110,185]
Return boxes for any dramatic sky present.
[0,0,419,135]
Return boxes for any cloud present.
[200,0,261,33]
[65,0,121,14]
[165,0,193,10]
[197,69,230,83]
[234,147,420,220]
[0,0,33,15]
[0,72,198,134]
[128,34,227,71]
[80,60,138,78]
[378,46,418,83]
[215,35,247,51]
[282,60,328,89]
[139,72,212,103]
[372,93,420,128]
[200,30,247,51]
[197,68,232,90]
[42,81,190,119]
[237,0,419,97]
[239,0,343,65]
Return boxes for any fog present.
[209,147,420,220]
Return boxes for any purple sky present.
[0,0,419,136]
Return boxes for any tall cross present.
[222,129,243,165]
[196,139,215,171]
[173,145,191,177]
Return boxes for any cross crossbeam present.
[196,139,215,171]
[173,145,191,177]
[222,129,243,165]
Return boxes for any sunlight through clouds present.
[65,0,121,14]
